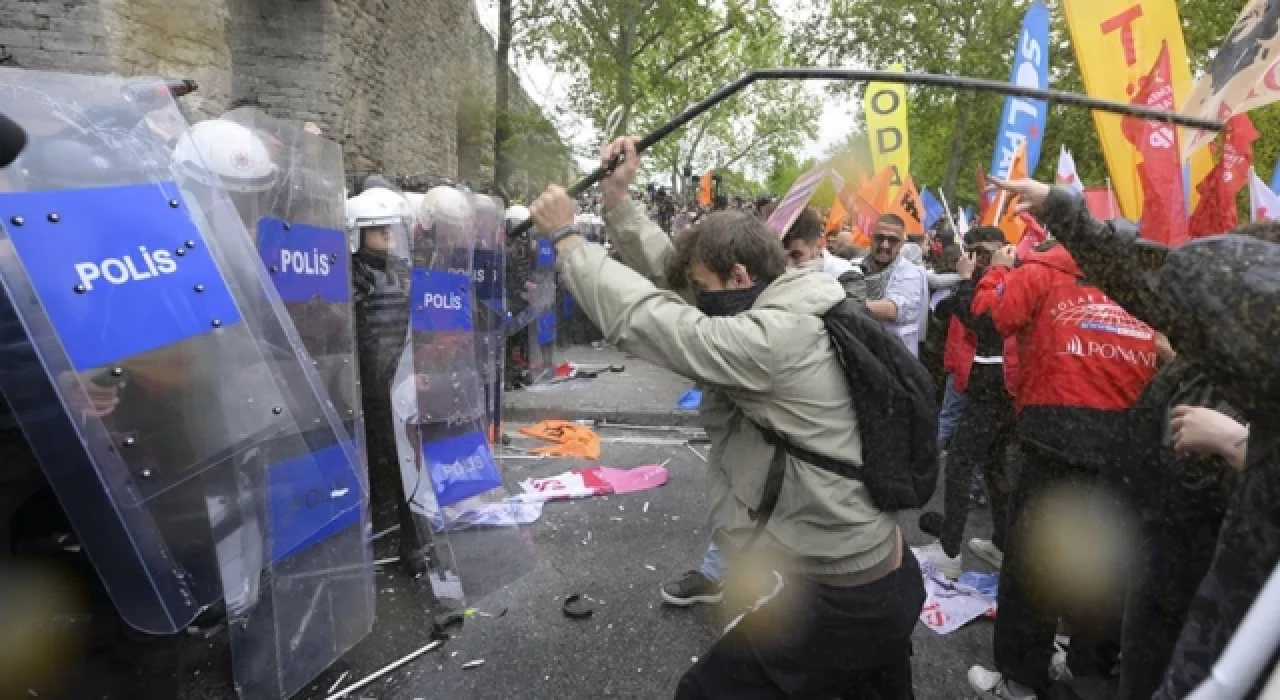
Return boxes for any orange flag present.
[984,143,1028,243]
[698,170,715,207]
[825,195,848,233]
[856,167,894,216]
[889,175,926,235]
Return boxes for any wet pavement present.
[290,426,1000,700]
[60,346,1010,700]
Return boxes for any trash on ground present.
[677,388,703,410]
[327,671,350,694]
[518,420,601,459]
[644,564,656,571]
[912,548,997,636]
[686,443,707,462]
[562,594,594,620]
[324,640,443,700]
[514,464,669,503]
[462,659,485,670]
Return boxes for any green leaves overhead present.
[517,0,1278,206]
[518,0,820,191]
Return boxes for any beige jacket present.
[556,200,897,576]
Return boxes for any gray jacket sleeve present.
[555,238,775,392]
[601,198,676,291]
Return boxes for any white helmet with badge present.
[172,119,277,193]
[346,187,412,255]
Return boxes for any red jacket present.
[942,316,977,391]
[973,244,1157,465]
[943,315,1022,397]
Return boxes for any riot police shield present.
[346,186,446,590]
[390,186,535,608]
[0,69,372,700]
[473,195,506,440]
[215,107,364,473]
[503,211,557,384]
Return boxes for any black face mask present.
[695,284,765,317]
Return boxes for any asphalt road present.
[55,426,999,700]
[294,428,1000,700]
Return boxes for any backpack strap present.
[738,417,862,551]
[741,435,788,551]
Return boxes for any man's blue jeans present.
[700,541,728,582]
[937,374,969,452]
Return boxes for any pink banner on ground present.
[515,465,669,503]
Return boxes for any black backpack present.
[742,297,940,543]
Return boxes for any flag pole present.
[937,189,960,235]
[1106,177,1116,218]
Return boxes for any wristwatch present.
[549,224,580,247]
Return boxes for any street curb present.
[502,406,702,428]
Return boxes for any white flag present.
[1055,146,1084,194]
[956,207,971,235]
[1249,167,1280,222]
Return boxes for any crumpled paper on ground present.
[913,547,998,635]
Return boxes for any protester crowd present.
[523,134,1279,700]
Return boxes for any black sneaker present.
[661,570,723,606]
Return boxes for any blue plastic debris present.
[959,571,999,599]
[677,389,702,411]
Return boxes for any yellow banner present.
[864,65,911,198]
[1063,0,1212,218]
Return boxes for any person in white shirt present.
[863,214,927,356]
[781,208,867,302]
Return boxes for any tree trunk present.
[942,93,974,204]
[493,0,514,194]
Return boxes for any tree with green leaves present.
[519,0,820,193]
[795,0,1278,215]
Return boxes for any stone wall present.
[0,0,572,189]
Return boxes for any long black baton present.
[511,67,1226,237]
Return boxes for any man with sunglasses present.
[863,214,928,357]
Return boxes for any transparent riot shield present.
[504,229,557,384]
[0,68,373,700]
[392,186,536,608]
[217,107,365,493]
[473,195,506,440]
[526,237,558,380]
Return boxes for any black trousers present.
[994,443,1121,694]
[939,369,1015,557]
[675,550,925,700]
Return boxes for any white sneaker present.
[1050,635,1074,682]
[918,540,963,579]
[968,666,1036,699]
[968,537,1005,569]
